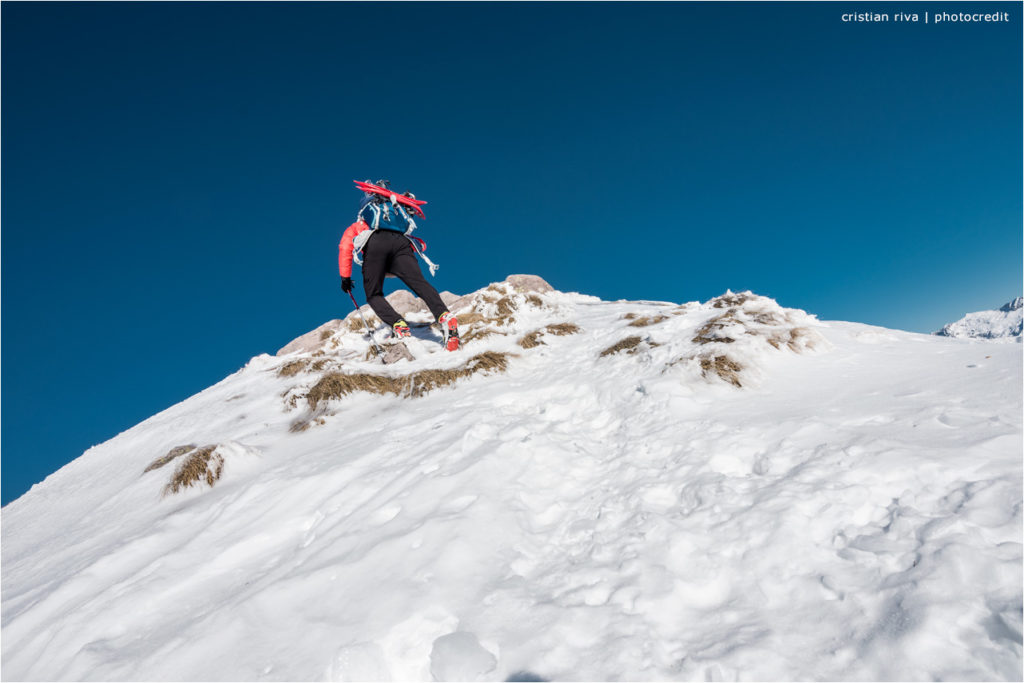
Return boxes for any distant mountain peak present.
[937,297,1023,340]
[999,297,1023,313]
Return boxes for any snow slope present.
[2,277,1021,682]
[937,297,1023,340]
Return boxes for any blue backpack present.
[353,184,439,275]
[358,195,416,234]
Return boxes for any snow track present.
[2,282,1021,681]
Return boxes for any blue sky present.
[2,2,1020,504]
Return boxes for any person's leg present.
[389,240,449,320]
[361,233,403,326]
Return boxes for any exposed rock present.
[276,320,345,356]
[506,274,554,294]
[381,289,428,316]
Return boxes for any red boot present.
[439,312,459,351]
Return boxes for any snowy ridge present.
[937,297,1023,340]
[2,276,1021,681]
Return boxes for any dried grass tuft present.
[767,327,818,352]
[163,446,224,496]
[696,299,817,356]
[282,388,301,410]
[600,335,645,357]
[494,296,517,322]
[628,315,669,328]
[458,311,488,326]
[278,360,309,377]
[409,351,512,397]
[692,312,739,345]
[460,288,549,331]
[290,416,327,433]
[519,331,545,349]
[465,351,511,373]
[519,322,580,349]
[749,311,785,326]
[306,351,513,408]
[320,329,334,341]
[545,322,580,336]
[711,292,754,309]
[700,355,743,387]
[144,444,196,473]
[307,372,399,406]
[279,356,336,377]
[668,293,821,390]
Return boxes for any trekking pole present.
[348,291,386,360]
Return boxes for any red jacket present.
[337,221,371,278]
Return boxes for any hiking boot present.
[439,312,460,351]
[392,320,411,338]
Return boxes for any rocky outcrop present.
[276,275,555,356]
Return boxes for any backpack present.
[352,181,439,275]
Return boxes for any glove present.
[340,277,353,293]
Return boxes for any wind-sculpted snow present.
[2,277,1021,681]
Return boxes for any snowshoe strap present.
[394,203,417,235]
[363,203,382,230]
[408,234,439,276]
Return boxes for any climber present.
[339,180,460,351]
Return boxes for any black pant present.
[362,230,447,326]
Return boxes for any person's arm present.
[338,221,365,279]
